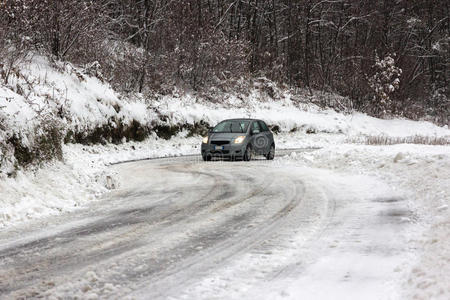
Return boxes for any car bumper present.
[201,143,246,158]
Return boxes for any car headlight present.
[233,136,246,144]
[202,136,209,144]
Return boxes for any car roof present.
[221,118,261,122]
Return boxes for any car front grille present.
[211,140,229,146]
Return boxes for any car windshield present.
[213,120,250,133]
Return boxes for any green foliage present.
[6,119,63,169]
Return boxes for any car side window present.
[252,121,261,133]
[258,121,269,132]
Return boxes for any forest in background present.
[0,0,448,123]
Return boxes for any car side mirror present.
[208,127,213,133]
[252,129,260,135]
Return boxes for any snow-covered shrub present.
[368,53,402,116]
[83,61,104,82]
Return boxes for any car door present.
[250,121,266,155]
[258,120,273,153]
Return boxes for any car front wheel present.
[243,145,252,161]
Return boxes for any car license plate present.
[215,146,224,150]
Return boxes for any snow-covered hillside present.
[0,54,153,175]
[1,54,448,178]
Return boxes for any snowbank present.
[279,144,450,300]
[0,54,153,176]
[1,55,151,132]
[0,134,200,228]
[153,90,449,137]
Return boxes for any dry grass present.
[349,135,450,145]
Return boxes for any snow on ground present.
[0,133,200,228]
[1,53,449,299]
[2,122,447,230]
[276,144,450,299]
[172,164,411,300]
[0,127,449,299]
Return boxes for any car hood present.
[209,132,246,141]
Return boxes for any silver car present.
[201,119,275,161]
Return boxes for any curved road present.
[0,152,414,299]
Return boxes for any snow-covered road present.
[0,153,418,299]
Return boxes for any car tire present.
[202,154,211,161]
[266,144,275,160]
[243,145,252,161]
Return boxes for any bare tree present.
[1,0,448,120]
